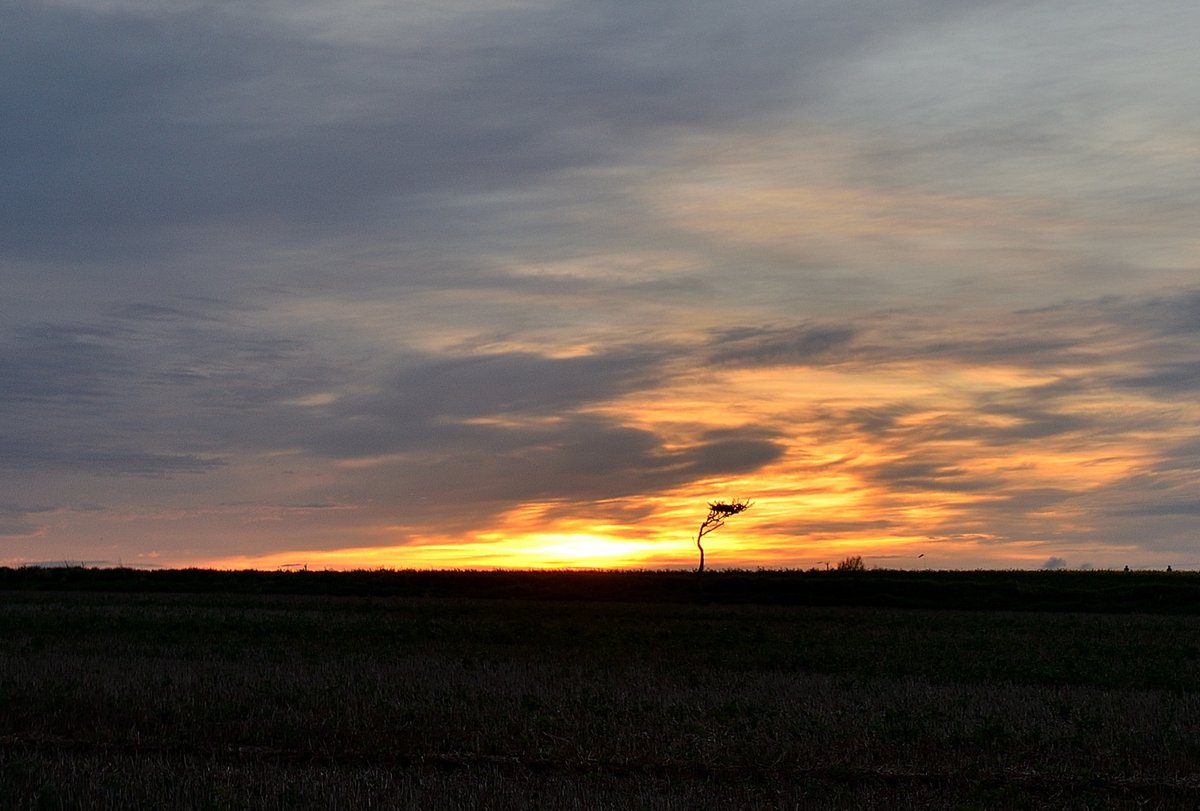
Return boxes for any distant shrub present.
[836,556,865,572]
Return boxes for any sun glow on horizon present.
[101,313,1200,575]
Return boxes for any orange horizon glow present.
[191,529,1140,573]
[12,315,1193,575]
[116,338,1199,574]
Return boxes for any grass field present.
[2,568,1200,808]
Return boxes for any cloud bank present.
[3,0,1199,569]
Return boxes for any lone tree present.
[694,499,752,573]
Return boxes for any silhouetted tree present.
[695,499,752,573]
[836,555,865,571]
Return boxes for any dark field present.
[2,569,1200,809]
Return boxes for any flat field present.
[2,569,1200,809]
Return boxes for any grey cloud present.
[305,349,666,460]
[0,323,233,474]
[860,458,1001,494]
[683,438,785,479]
[704,302,1107,380]
[1024,289,1200,337]
[828,1,1200,213]
[845,400,1091,449]
[331,417,786,536]
[1088,287,1200,339]
[391,351,660,420]
[293,349,788,530]
[310,413,785,523]
[1115,362,1200,398]
[1151,290,1200,337]
[529,421,785,497]
[845,401,1091,448]
[0,0,994,269]
[906,335,1085,368]
[0,504,55,538]
[0,434,223,477]
[114,303,223,324]
[1107,498,1200,518]
[0,324,122,405]
[948,488,1085,544]
[756,517,898,536]
[853,292,1199,383]
[958,404,1089,444]
[984,488,1079,514]
[1152,439,1200,473]
[708,324,856,367]
[913,486,1088,544]
[0,0,795,260]
[844,405,919,437]
[2,299,789,531]
[0,310,301,419]
[1035,461,1200,552]
[0,306,305,474]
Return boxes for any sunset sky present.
[4,0,1200,571]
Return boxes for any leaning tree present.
[694,499,752,573]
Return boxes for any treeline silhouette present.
[2,566,1198,614]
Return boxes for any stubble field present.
[1,568,1199,809]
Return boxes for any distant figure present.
[1123,565,1130,572]
[1167,565,1173,572]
